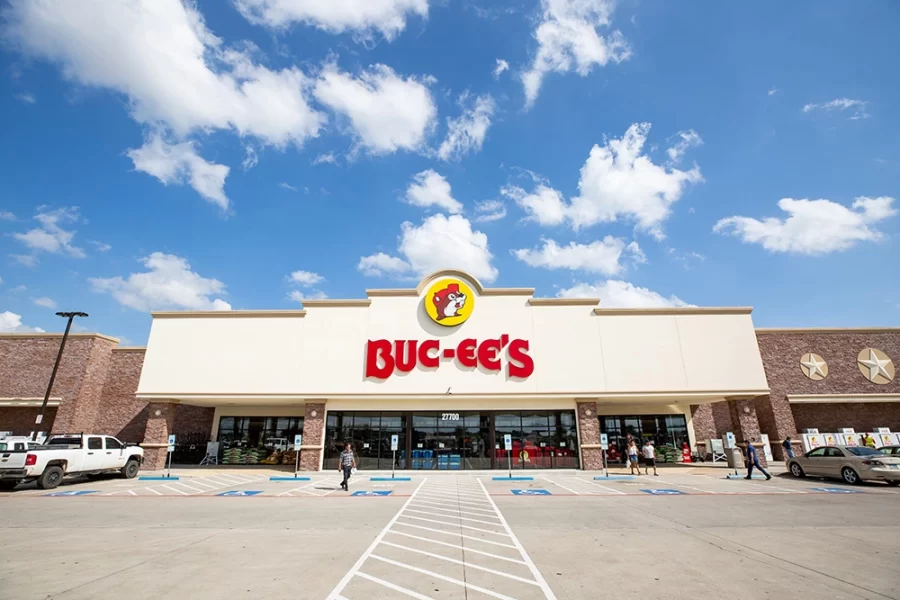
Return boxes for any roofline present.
[0,332,120,343]
[756,327,900,334]
[592,307,753,316]
[151,310,306,318]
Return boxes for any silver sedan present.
[788,445,900,486]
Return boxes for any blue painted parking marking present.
[511,489,551,495]
[269,476,311,481]
[139,476,180,481]
[216,490,262,496]
[811,487,863,494]
[594,475,635,481]
[351,490,392,496]
[44,490,97,497]
[369,477,411,481]
[641,489,686,495]
[492,476,534,481]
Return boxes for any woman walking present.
[627,439,641,475]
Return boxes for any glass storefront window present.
[600,414,689,463]
[217,416,303,465]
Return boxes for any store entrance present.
[324,410,579,470]
[600,414,689,464]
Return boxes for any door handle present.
[87,452,94,455]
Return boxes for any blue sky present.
[1,0,898,345]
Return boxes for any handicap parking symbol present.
[44,490,97,497]
[352,490,392,496]
[216,490,262,496]
[511,489,551,495]
[811,487,863,494]
[641,489,685,495]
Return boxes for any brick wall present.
[173,405,214,440]
[0,407,58,436]
[0,334,116,434]
[756,330,900,458]
[93,349,147,443]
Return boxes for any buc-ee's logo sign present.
[365,278,534,379]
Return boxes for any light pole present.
[33,311,88,440]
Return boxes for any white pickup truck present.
[0,433,144,490]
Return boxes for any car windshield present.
[845,447,884,457]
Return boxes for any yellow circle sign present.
[424,279,474,327]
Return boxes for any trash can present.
[725,447,744,470]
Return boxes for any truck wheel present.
[121,460,140,479]
[0,480,19,491]
[38,466,64,490]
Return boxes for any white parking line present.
[325,479,426,600]
[380,541,541,585]
[415,492,492,507]
[355,571,434,600]
[403,508,503,526]
[410,498,498,514]
[385,530,527,565]
[478,478,558,599]
[400,514,511,536]
[369,554,518,600]
[161,484,187,495]
[576,478,627,495]
[408,502,501,519]
[391,522,518,549]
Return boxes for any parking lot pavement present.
[2,472,899,600]
[328,478,556,600]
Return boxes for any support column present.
[576,401,603,470]
[690,404,716,453]
[727,397,767,467]
[141,402,177,471]
[300,402,325,471]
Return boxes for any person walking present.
[338,442,356,491]
[864,433,877,448]
[782,436,795,459]
[744,439,771,480]
[642,439,658,476]
[627,439,641,475]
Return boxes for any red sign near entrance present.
[365,336,534,379]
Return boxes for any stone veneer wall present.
[0,407,59,436]
[756,330,900,459]
[93,349,148,442]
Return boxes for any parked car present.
[0,433,143,490]
[879,445,900,457]
[787,445,900,486]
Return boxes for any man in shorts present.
[642,439,658,476]
[338,442,356,491]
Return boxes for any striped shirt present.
[340,450,355,467]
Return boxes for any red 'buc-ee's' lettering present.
[364,336,534,379]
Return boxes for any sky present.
[0,0,898,345]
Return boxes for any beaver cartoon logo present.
[424,279,474,327]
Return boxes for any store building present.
[1,270,897,470]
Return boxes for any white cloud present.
[474,199,507,223]
[33,296,56,309]
[312,152,338,165]
[5,0,326,146]
[522,0,630,107]
[714,196,897,255]
[437,93,495,161]
[10,254,38,268]
[802,98,870,120]
[666,129,702,163]
[0,211,15,220]
[234,0,428,41]
[493,59,509,79]
[12,206,85,261]
[558,280,692,308]
[512,237,643,275]
[289,270,324,285]
[288,289,328,303]
[358,214,498,282]
[508,124,701,238]
[768,88,778,96]
[404,170,463,213]
[357,252,411,277]
[280,182,298,191]
[16,92,36,104]
[0,310,44,333]
[90,240,112,252]
[12,285,27,293]
[502,183,567,226]
[127,134,230,210]
[569,122,702,238]
[89,252,232,312]
[242,145,259,171]
[314,63,437,155]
